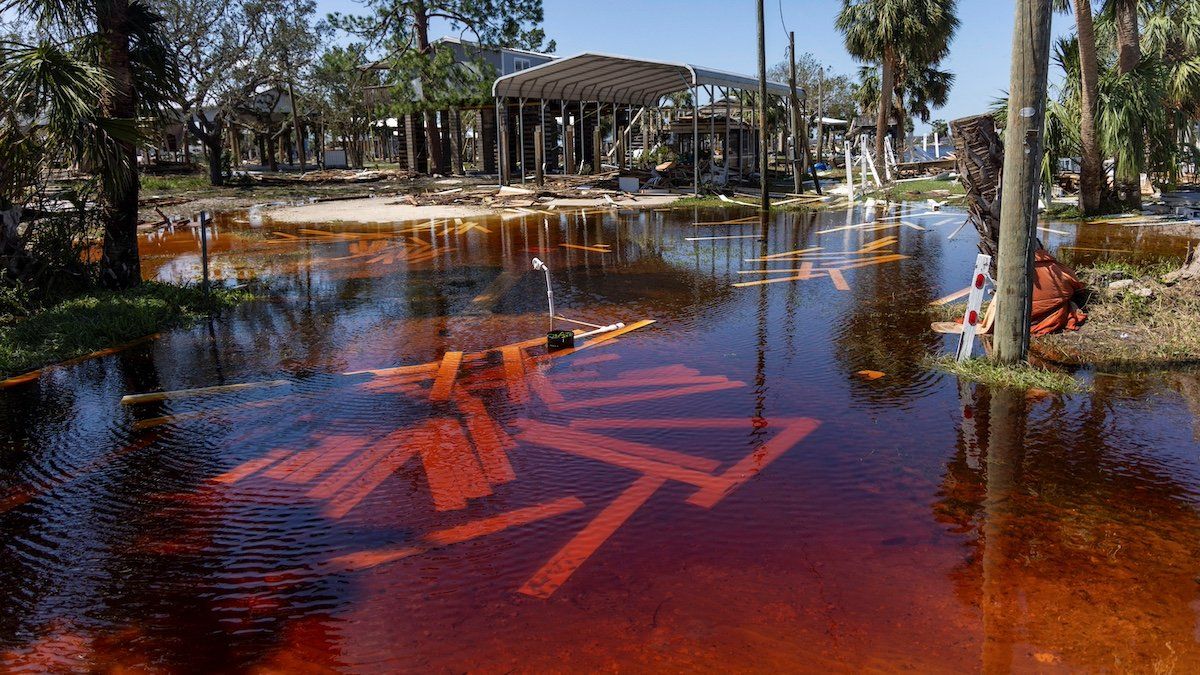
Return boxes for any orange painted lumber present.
[213,449,290,485]
[455,394,516,484]
[308,442,397,501]
[929,286,973,306]
[344,362,438,377]
[756,246,822,260]
[560,243,611,253]
[614,364,699,379]
[425,496,585,547]
[827,268,850,291]
[515,420,727,491]
[264,449,319,480]
[329,497,585,571]
[565,353,620,367]
[429,351,463,401]
[686,418,820,508]
[732,272,826,288]
[825,254,909,271]
[552,380,745,411]
[527,368,565,405]
[120,379,292,405]
[694,215,761,225]
[286,435,373,484]
[520,421,720,472]
[324,443,418,519]
[580,320,656,347]
[417,418,492,511]
[501,346,530,404]
[519,475,666,598]
[569,417,753,430]
[555,375,730,391]
[856,236,898,253]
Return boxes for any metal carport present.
[491,53,802,192]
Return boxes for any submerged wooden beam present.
[328,496,586,571]
[519,475,666,598]
[121,379,291,405]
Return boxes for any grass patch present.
[672,195,735,208]
[926,354,1083,393]
[878,177,964,201]
[1033,269,1200,369]
[141,173,213,193]
[0,282,255,377]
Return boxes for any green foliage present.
[0,281,254,376]
[330,0,553,112]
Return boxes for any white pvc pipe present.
[576,322,625,340]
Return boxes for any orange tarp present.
[1031,250,1087,336]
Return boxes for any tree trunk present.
[950,114,1003,275]
[876,48,896,172]
[413,3,444,175]
[96,0,141,290]
[188,113,225,186]
[1073,0,1103,214]
[1114,0,1142,208]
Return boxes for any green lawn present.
[0,282,254,378]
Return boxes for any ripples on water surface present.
[1,202,1199,671]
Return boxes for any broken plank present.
[551,380,744,411]
[684,234,764,241]
[121,379,291,405]
[824,254,910,270]
[560,243,611,253]
[329,497,585,571]
[929,286,972,306]
[519,475,666,598]
[826,268,850,291]
[428,351,463,402]
[686,418,820,508]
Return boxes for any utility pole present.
[994,0,1053,363]
[757,0,770,210]
[788,31,804,194]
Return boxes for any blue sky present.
[318,0,1075,133]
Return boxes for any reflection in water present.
[1,204,1199,670]
[939,380,1200,671]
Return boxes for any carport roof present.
[492,52,800,107]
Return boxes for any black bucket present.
[546,330,575,350]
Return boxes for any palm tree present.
[1057,0,1104,214]
[836,0,959,170]
[1106,0,1145,206]
[3,0,178,289]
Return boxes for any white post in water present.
[956,253,993,361]
[844,140,855,199]
[198,211,211,298]
[532,257,554,331]
[934,132,941,158]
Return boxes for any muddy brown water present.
[1,203,1199,672]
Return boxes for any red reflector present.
[975,274,985,289]
[968,310,978,325]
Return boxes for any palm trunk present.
[875,48,896,171]
[96,0,141,289]
[1114,0,1142,208]
[1074,0,1102,214]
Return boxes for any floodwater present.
[2,200,1199,672]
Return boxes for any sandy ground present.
[263,194,682,224]
[264,200,496,223]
